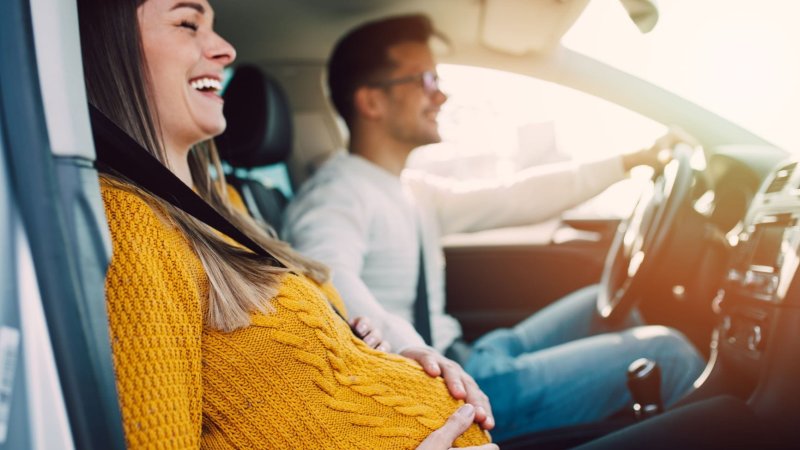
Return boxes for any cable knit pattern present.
[102,181,489,449]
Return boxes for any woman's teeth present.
[190,77,221,92]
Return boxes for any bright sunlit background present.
[564,0,800,153]
[408,0,800,182]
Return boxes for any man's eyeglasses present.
[368,71,441,96]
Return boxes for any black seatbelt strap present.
[88,105,373,341]
[89,104,285,268]
[413,239,433,346]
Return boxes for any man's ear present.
[354,86,385,121]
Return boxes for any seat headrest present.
[217,65,292,168]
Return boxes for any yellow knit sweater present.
[102,182,489,449]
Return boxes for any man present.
[283,14,705,441]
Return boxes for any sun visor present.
[480,0,591,55]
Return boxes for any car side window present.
[407,64,666,180]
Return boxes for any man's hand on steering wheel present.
[622,126,699,172]
[598,132,699,321]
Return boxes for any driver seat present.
[216,64,293,231]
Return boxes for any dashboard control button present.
[747,325,763,352]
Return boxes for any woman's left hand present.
[350,316,392,352]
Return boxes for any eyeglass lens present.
[422,72,439,94]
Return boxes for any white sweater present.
[283,152,625,352]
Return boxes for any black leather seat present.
[217,64,293,232]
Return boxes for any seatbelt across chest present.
[89,104,285,268]
[89,104,369,339]
[413,223,433,346]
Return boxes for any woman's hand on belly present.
[350,316,392,352]
[417,404,499,450]
[401,347,494,431]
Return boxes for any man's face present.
[380,41,447,148]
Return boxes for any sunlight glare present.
[564,0,800,151]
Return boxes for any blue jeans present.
[463,284,706,442]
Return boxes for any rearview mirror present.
[619,0,659,33]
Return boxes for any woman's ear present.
[353,86,385,121]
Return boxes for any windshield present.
[562,0,800,152]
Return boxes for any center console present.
[702,159,800,439]
[715,161,800,372]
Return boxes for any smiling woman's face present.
[137,0,236,153]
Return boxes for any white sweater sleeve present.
[406,156,626,235]
[283,181,427,353]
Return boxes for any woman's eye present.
[179,20,198,32]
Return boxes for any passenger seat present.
[217,65,293,232]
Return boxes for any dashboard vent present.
[765,162,797,193]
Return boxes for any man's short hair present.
[327,14,436,129]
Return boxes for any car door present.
[445,215,619,341]
[1,0,125,447]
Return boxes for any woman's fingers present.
[417,404,499,450]
[417,404,490,450]
[463,376,494,430]
[349,316,390,351]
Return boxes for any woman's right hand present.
[417,404,499,450]
[350,316,391,352]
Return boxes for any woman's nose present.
[206,32,237,66]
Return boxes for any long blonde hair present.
[79,0,329,331]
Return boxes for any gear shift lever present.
[627,358,663,420]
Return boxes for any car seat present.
[216,64,293,232]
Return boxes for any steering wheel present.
[596,144,696,322]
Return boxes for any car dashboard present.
[717,159,800,368]
[692,153,800,441]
